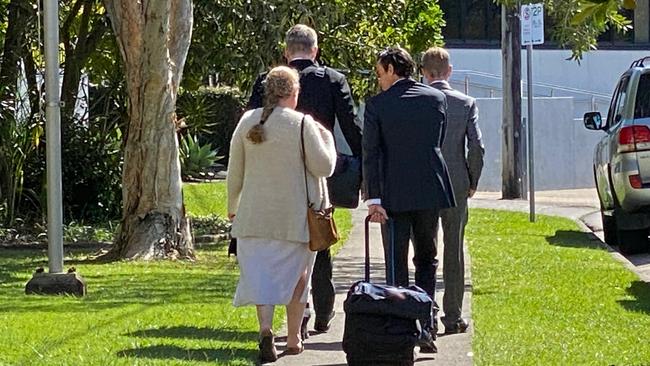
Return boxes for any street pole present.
[501,3,524,199]
[526,44,535,222]
[43,0,64,273]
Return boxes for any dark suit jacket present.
[363,79,456,212]
[431,80,484,197]
[247,59,362,156]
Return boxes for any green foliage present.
[468,208,650,364]
[179,134,220,178]
[176,86,245,164]
[0,102,43,226]
[495,0,634,60]
[188,214,231,236]
[58,120,123,222]
[63,221,116,243]
[185,0,444,99]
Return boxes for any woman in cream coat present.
[227,66,337,363]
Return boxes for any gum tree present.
[103,0,194,259]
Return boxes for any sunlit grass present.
[0,246,264,365]
[468,209,650,365]
[0,181,353,365]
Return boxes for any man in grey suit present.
[421,47,484,334]
[364,47,456,352]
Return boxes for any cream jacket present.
[227,107,337,243]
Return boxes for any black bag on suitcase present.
[342,217,433,366]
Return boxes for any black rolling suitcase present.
[342,216,433,366]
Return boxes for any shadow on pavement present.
[304,340,344,352]
[618,280,650,314]
[333,255,446,293]
[545,230,604,250]
[625,253,650,267]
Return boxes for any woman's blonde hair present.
[247,66,300,144]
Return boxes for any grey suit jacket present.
[430,80,484,198]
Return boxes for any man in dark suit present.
[248,24,362,337]
[363,47,456,353]
[421,47,484,335]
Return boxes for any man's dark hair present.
[376,47,415,78]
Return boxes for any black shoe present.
[258,330,277,363]
[444,318,469,335]
[300,316,310,340]
[417,328,437,353]
[314,311,336,332]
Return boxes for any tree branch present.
[168,0,193,92]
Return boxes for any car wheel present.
[617,228,649,255]
[601,211,618,246]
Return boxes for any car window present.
[612,76,630,125]
[635,73,650,119]
[606,81,622,129]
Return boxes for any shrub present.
[179,134,220,178]
[188,214,230,237]
[19,82,128,224]
[176,86,245,166]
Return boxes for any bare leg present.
[256,305,275,335]
[286,271,308,349]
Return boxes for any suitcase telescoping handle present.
[364,215,395,284]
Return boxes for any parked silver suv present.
[584,56,650,254]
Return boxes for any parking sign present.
[521,3,544,46]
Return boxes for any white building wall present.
[475,97,604,191]
[449,49,650,97]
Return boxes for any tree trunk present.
[0,0,29,99]
[61,0,110,120]
[104,0,194,260]
[501,4,524,199]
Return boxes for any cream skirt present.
[233,237,316,306]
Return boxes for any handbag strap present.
[300,116,324,210]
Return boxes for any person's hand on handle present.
[228,213,236,221]
[368,204,388,224]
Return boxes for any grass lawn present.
[0,181,353,365]
[0,246,263,365]
[183,181,352,256]
[467,209,650,365]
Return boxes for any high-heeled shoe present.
[258,330,277,363]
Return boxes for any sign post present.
[521,3,543,222]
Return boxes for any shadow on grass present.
[126,326,257,340]
[1,273,238,313]
[0,248,49,285]
[545,230,604,250]
[117,344,257,362]
[618,280,650,314]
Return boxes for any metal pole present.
[527,44,535,222]
[464,75,469,95]
[44,0,64,273]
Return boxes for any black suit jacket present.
[362,79,456,212]
[247,59,362,156]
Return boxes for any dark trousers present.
[382,209,440,332]
[311,248,335,320]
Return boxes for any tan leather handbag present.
[301,116,339,251]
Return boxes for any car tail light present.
[618,126,650,152]
[629,174,643,189]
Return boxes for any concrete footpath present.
[270,188,650,365]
